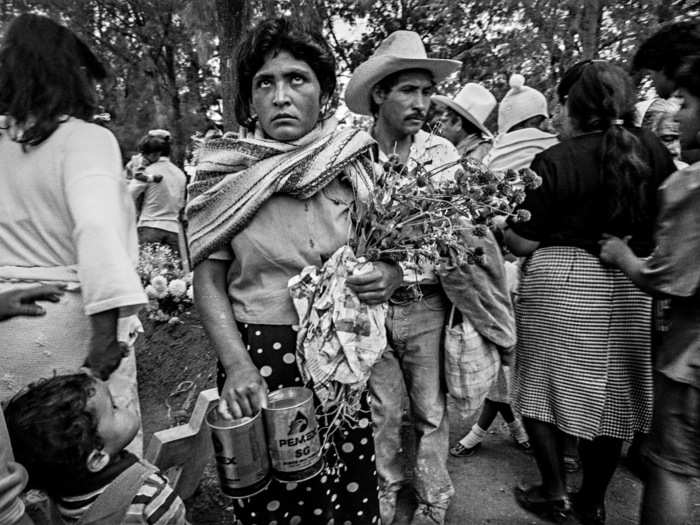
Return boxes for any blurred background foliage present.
[0,0,697,164]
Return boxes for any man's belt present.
[390,283,442,303]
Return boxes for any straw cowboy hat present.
[345,30,461,116]
[432,83,496,138]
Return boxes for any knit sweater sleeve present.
[126,472,189,524]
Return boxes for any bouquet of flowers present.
[288,150,541,420]
[136,244,194,323]
[351,154,541,269]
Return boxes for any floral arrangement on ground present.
[137,243,194,323]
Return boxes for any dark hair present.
[4,373,102,494]
[0,14,107,147]
[509,115,545,132]
[140,134,171,156]
[558,60,651,226]
[674,54,700,98]
[235,17,336,131]
[632,22,700,78]
[369,68,433,117]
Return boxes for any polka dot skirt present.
[216,323,380,525]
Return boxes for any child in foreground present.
[4,373,188,524]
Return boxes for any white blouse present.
[0,118,145,315]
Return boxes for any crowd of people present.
[0,10,698,525]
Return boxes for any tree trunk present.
[579,0,604,59]
[164,43,186,167]
[215,0,251,131]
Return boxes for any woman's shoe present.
[514,485,572,523]
[449,442,481,457]
[570,492,606,525]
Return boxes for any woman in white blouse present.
[0,14,145,444]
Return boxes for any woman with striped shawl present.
[186,17,402,525]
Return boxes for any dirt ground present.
[137,307,700,525]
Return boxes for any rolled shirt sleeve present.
[63,126,146,315]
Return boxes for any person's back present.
[0,118,135,271]
[485,74,558,172]
[519,128,673,257]
[128,134,185,257]
[138,158,187,228]
[486,126,558,172]
[0,12,146,409]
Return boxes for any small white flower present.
[186,285,194,301]
[168,279,187,298]
[145,285,158,299]
[150,275,168,293]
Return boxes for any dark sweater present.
[509,128,676,257]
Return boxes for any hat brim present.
[432,95,493,138]
[345,56,461,115]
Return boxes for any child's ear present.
[86,449,110,473]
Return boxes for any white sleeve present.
[63,124,146,315]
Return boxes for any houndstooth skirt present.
[512,246,653,441]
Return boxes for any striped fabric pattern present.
[58,472,187,524]
[56,487,106,522]
[185,122,375,267]
[513,246,653,441]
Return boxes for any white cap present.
[497,74,548,134]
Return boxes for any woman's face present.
[251,50,325,141]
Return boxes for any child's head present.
[4,373,139,493]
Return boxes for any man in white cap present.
[484,74,558,172]
[345,30,461,525]
[433,83,496,162]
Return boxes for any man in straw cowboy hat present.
[345,30,461,525]
[433,83,496,162]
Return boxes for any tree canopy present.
[0,0,697,164]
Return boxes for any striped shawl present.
[185,123,376,266]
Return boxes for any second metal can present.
[263,386,324,482]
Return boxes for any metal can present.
[263,387,324,482]
[206,408,271,498]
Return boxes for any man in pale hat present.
[433,82,496,162]
[345,30,461,525]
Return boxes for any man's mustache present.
[405,113,426,121]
